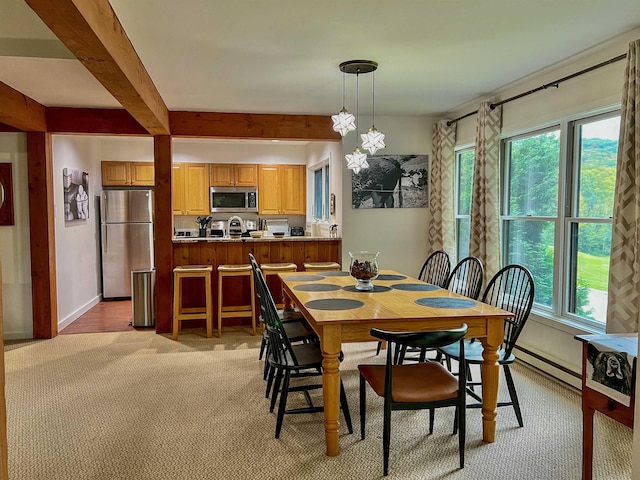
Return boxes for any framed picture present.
[63,168,89,222]
[352,154,428,209]
[0,163,15,226]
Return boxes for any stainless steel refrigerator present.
[101,189,154,299]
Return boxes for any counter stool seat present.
[173,265,213,340]
[303,261,341,272]
[260,262,297,310]
[218,264,256,337]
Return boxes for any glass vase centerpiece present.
[349,251,380,291]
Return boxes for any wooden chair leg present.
[275,371,291,438]
[504,365,524,427]
[359,375,367,440]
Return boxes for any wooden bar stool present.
[261,262,297,309]
[218,264,256,337]
[172,265,213,340]
[303,261,341,272]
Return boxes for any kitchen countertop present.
[173,235,341,243]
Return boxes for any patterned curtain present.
[469,101,502,283]
[429,120,456,256]
[606,39,640,334]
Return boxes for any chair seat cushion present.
[439,340,515,364]
[358,362,459,403]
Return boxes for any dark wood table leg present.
[582,404,594,480]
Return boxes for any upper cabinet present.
[173,163,209,216]
[210,164,258,187]
[258,164,306,215]
[101,161,154,186]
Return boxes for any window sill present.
[528,309,605,336]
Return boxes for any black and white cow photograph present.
[351,154,428,209]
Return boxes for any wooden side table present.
[575,334,636,480]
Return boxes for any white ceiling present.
[1,0,640,118]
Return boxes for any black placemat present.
[376,274,407,281]
[392,283,440,292]
[342,285,392,293]
[294,283,342,292]
[305,299,365,311]
[318,271,350,277]
[415,297,477,309]
[284,275,324,282]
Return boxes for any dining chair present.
[248,253,317,391]
[446,256,484,301]
[375,249,453,356]
[398,256,485,364]
[359,325,468,476]
[438,264,535,427]
[418,250,452,287]
[258,263,353,438]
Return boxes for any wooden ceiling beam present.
[46,107,148,135]
[169,112,341,141]
[25,0,170,135]
[0,81,46,132]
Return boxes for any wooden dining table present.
[279,269,514,456]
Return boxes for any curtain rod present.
[446,53,628,127]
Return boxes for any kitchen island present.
[172,236,342,334]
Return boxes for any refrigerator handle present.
[104,225,108,252]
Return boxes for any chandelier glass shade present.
[361,126,386,155]
[345,147,369,174]
[331,108,356,136]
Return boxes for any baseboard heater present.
[515,345,581,380]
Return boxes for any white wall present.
[52,136,104,331]
[448,28,640,385]
[0,133,33,339]
[341,115,434,276]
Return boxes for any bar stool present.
[172,265,213,340]
[218,264,256,337]
[260,262,297,309]
[303,261,341,272]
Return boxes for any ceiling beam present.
[0,81,46,132]
[24,0,170,135]
[169,112,341,141]
[46,107,148,135]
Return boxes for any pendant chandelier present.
[332,60,385,172]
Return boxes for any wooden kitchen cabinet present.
[258,164,306,215]
[130,162,155,186]
[210,164,257,187]
[172,163,186,215]
[172,163,210,215]
[101,161,154,186]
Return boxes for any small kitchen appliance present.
[210,220,226,238]
[290,226,304,236]
[228,215,244,238]
[210,186,258,213]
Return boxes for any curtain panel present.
[429,120,456,256]
[469,102,502,283]
[607,39,640,334]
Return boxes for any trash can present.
[131,269,156,327]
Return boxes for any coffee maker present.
[228,215,243,238]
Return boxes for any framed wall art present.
[63,168,89,222]
[351,154,428,209]
[0,163,15,226]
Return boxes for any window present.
[312,162,330,221]
[501,112,619,327]
[455,148,474,260]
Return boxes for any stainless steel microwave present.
[210,186,258,213]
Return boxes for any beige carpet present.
[4,327,633,480]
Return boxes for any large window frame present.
[499,110,620,331]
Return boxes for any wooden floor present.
[60,300,139,334]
